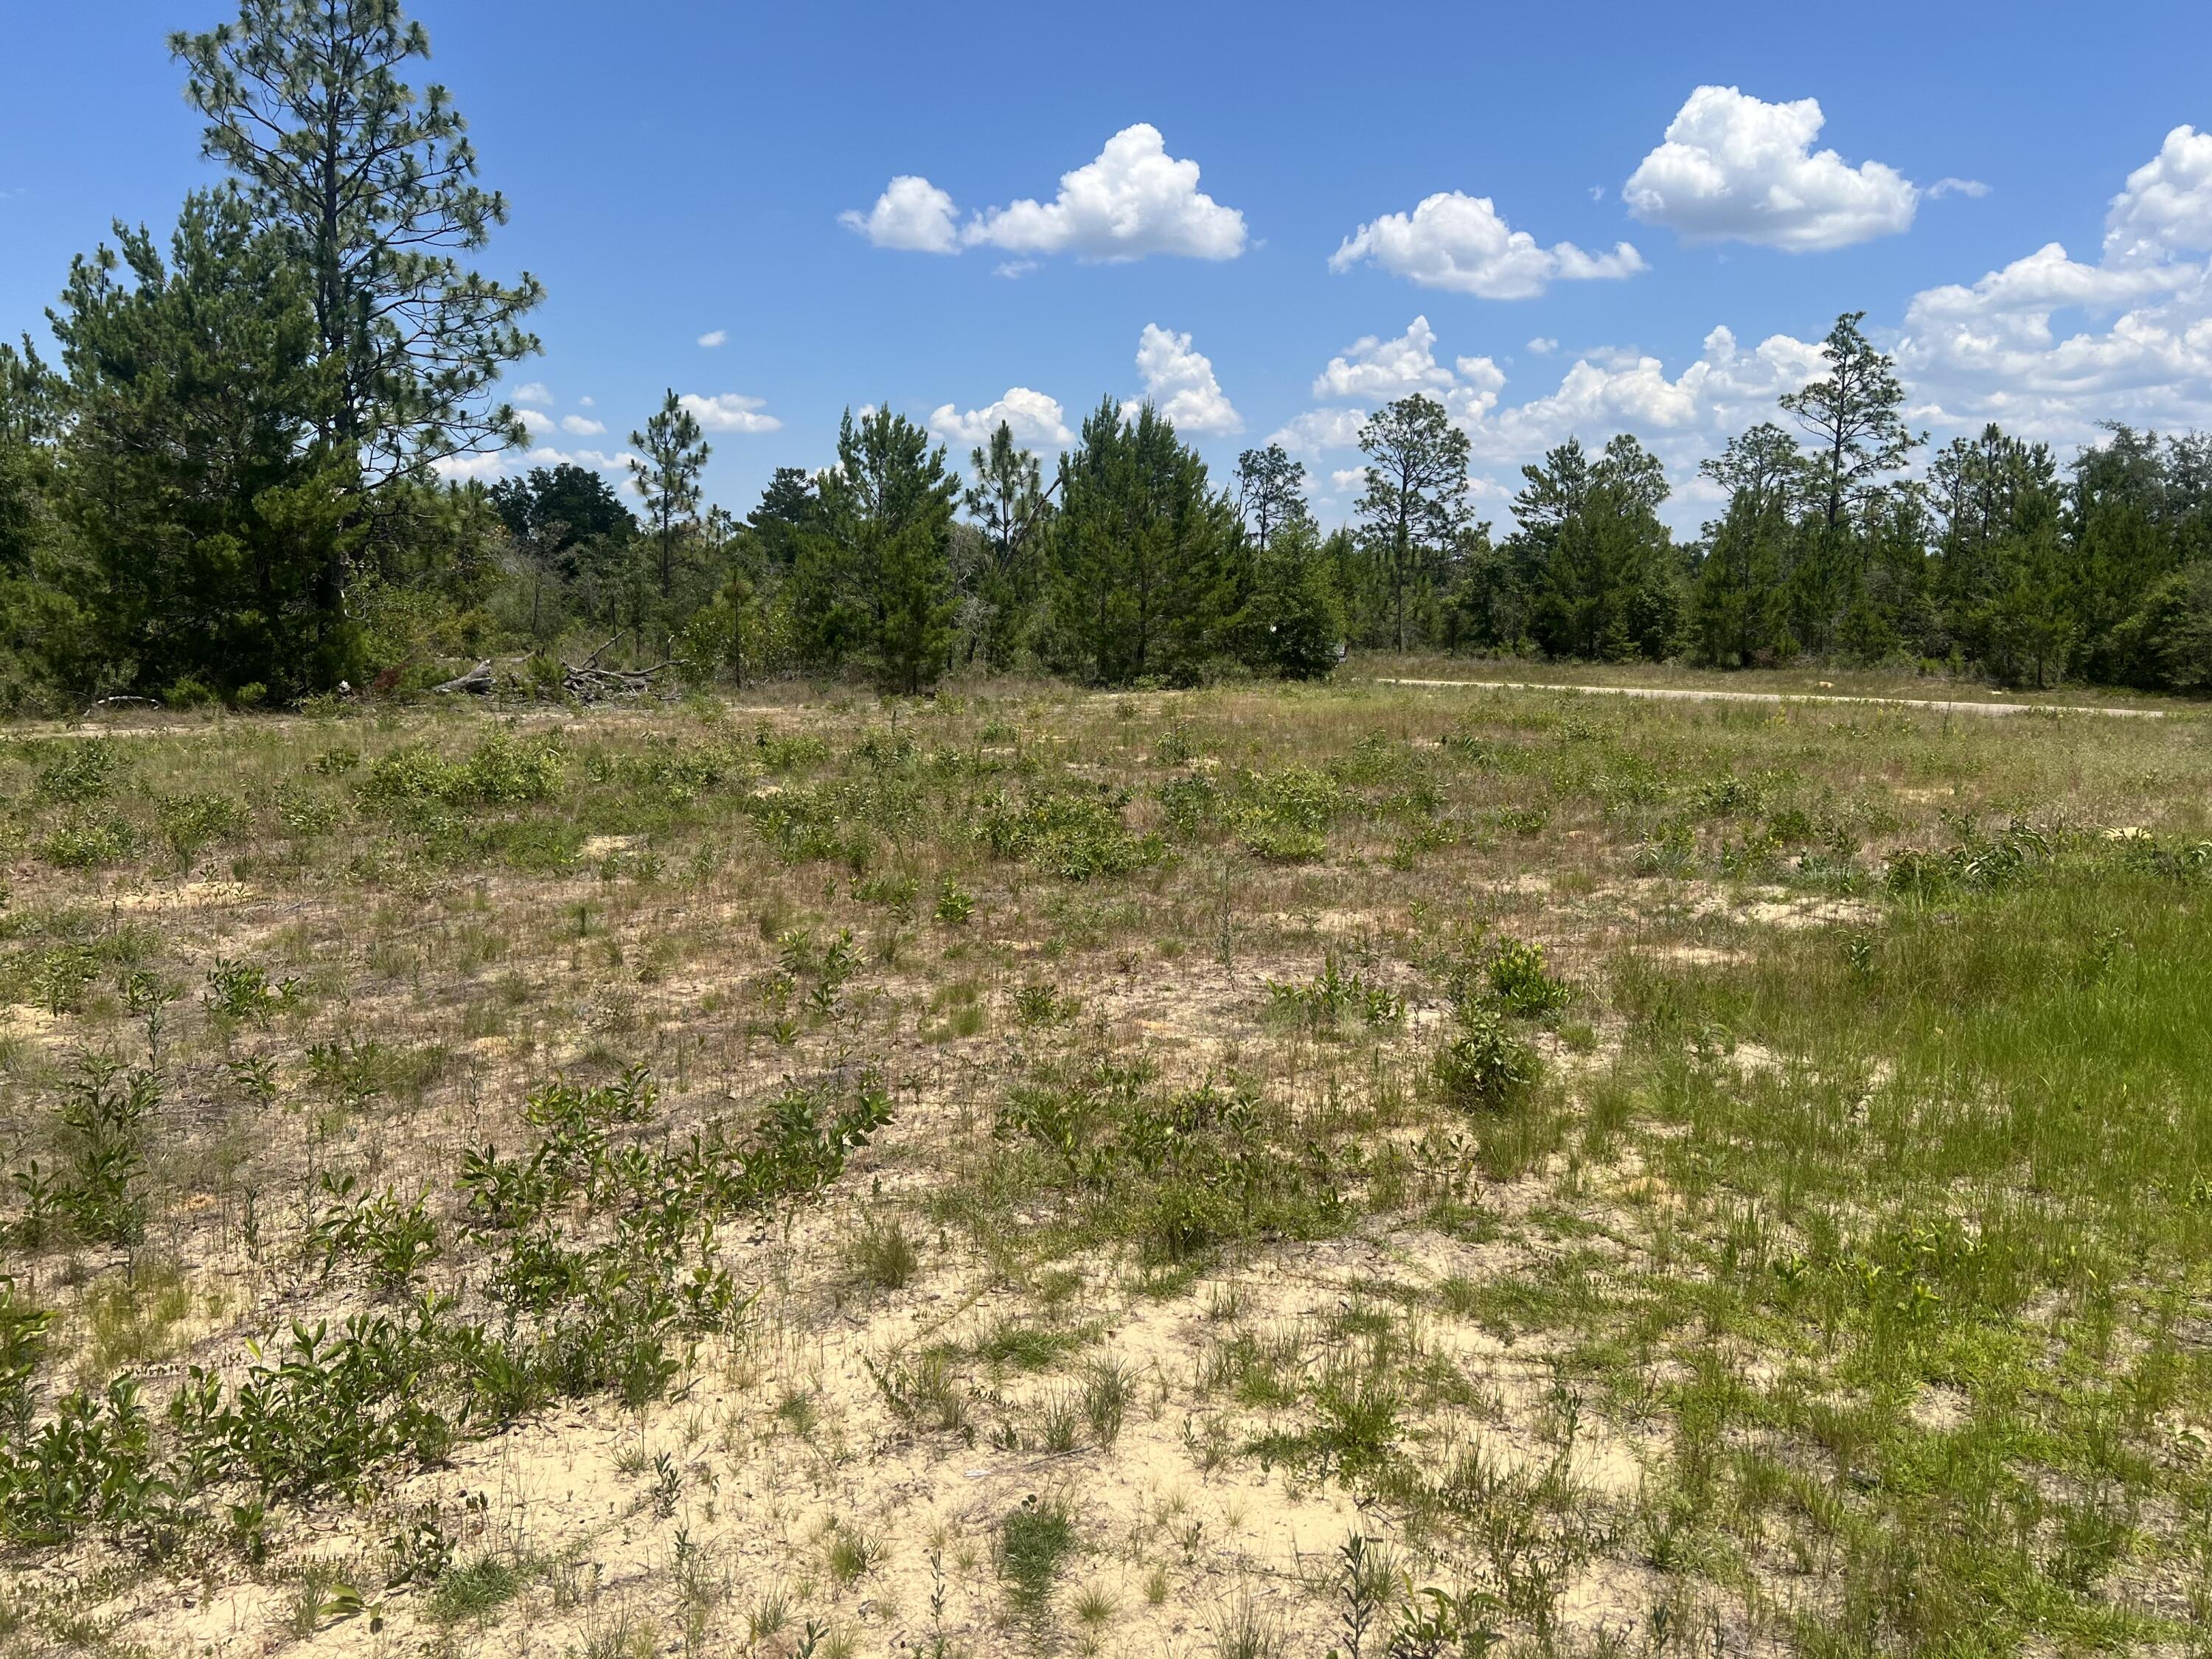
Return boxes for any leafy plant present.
[1433,1006,1539,1114]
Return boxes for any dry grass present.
[0,672,2208,1658]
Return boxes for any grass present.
[0,673,2206,1655]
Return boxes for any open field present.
[2,673,2210,1659]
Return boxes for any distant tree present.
[489,462,635,635]
[748,466,818,573]
[627,392,709,601]
[1516,436,1682,661]
[1237,518,1340,678]
[1354,396,1471,653]
[1691,423,1801,665]
[1782,312,1921,533]
[1234,443,1310,552]
[963,421,1053,669]
[795,406,959,693]
[48,188,351,699]
[1046,398,1239,685]
[172,0,542,487]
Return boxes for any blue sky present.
[7,1,2212,530]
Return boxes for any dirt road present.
[1374,677,2173,720]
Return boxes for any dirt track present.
[1375,677,2173,720]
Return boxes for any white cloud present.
[510,382,552,407]
[1278,315,1826,526]
[928,387,1073,447]
[560,414,606,436]
[1457,327,1824,464]
[518,408,555,437]
[1312,316,1456,399]
[1526,337,1558,355]
[697,329,728,348]
[2104,125,2212,264]
[841,174,960,252]
[963,124,1245,262]
[1624,86,1919,251]
[676,393,782,434]
[529,446,638,477]
[1329,467,1366,493]
[1329,190,1644,299]
[1269,407,1369,455]
[432,444,637,484]
[849,126,1245,267]
[1879,127,2212,445]
[431,451,508,481]
[1119,324,1241,434]
[1927,177,1990,201]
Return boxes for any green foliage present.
[998,1494,1077,1611]
[32,738,124,804]
[204,956,299,1022]
[1265,956,1402,1034]
[1045,398,1242,686]
[0,1279,52,1435]
[1483,937,1570,1017]
[1433,1005,1540,1113]
[157,791,249,862]
[358,731,566,821]
[791,406,960,693]
[979,787,1158,880]
[55,1054,159,1245]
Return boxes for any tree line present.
[2,1,2208,712]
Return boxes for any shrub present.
[32,739,123,804]
[1433,1006,1539,1113]
[978,790,1157,881]
[1485,937,1570,1017]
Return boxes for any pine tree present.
[1691,424,1801,665]
[49,189,353,700]
[963,421,1052,669]
[1782,312,1921,534]
[627,392,709,602]
[795,406,959,693]
[172,1,542,486]
[1046,399,1239,685]
[1354,396,1470,653]
[1234,443,1310,552]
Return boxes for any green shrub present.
[1433,1006,1539,1113]
[1485,937,1570,1017]
[32,739,123,804]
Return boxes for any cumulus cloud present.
[518,408,555,437]
[1269,407,1370,456]
[1526,337,1558,355]
[847,126,1245,266]
[560,414,605,436]
[1312,316,1458,400]
[697,330,728,348]
[965,124,1245,261]
[1458,327,1825,464]
[510,382,552,407]
[1329,190,1644,299]
[2103,125,2212,263]
[928,387,1073,447]
[433,444,637,484]
[1624,86,1919,251]
[1881,126,2212,444]
[676,393,782,434]
[1119,324,1241,434]
[840,175,961,252]
[1276,314,1827,526]
[1927,177,1990,201]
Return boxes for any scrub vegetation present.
[0,675,2208,1658]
